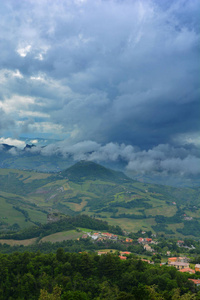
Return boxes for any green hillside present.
[0,161,200,237]
[60,160,131,182]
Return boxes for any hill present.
[0,162,200,238]
[60,160,131,183]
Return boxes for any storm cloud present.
[0,0,199,175]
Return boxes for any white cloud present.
[17,45,32,57]
[0,137,25,148]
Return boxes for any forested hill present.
[0,214,123,240]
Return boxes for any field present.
[0,161,200,237]
[40,230,83,243]
[0,238,37,246]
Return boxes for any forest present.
[0,250,200,300]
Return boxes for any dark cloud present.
[0,0,199,174]
[0,109,15,133]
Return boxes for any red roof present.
[121,251,131,255]
[168,257,177,261]
[102,232,112,237]
[189,279,200,285]
[119,256,127,260]
[179,268,195,274]
[146,238,152,242]
[138,238,144,242]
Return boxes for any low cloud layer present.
[22,140,200,176]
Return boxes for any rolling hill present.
[0,161,200,238]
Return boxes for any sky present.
[0,0,200,176]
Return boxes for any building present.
[145,238,152,243]
[144,244,153,252]
[138,237,144,243]
[177,240,184,247]
[189,279,200,286]
[120,251,131,256]
[168,262,189,270]
[168,257,177,264]
[98,251,108,255]
[125,238,133,243]
[195,264,200,272]
[119,256,127,260]
[168,257,189,264]
[179,268,195,274]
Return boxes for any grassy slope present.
[0,164,200,237]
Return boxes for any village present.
[79,230,200,286]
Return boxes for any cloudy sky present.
[0,0,200,176]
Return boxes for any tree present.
[39,285,62,300]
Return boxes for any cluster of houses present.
[167,257,200,276]
[82,232,118,242]
[177,240,195,250]
[138,237,157,253]
[81,232,134,243]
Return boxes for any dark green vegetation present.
[0,250,200,300]
[0,215,123,241]
[0,161,200,237]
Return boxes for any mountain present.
[0,143,16,151]
[60,160,131,183]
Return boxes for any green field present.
[39,230,83,243]
[0,161,200,237]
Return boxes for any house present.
[141,259,151,264]
[178,257,189,263]
[195,264,200,272]
[98,251,108,255]
[179,268,195,274]
[138,237,144,243]
[166,251,171,256]
[189,279,200,286]
[125,238,133,243]
[91,234,99,240]
[97,237,106,242]
[184,216,193,221]
[102,232,113,238]
[177,240,184,247]
[144,244,153,252]
[168,262,189,270]
[168,257,189,264]
[119,255,127,260]
[120,251,131,256]
[168,257,177,264]
[145,238,152,243]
